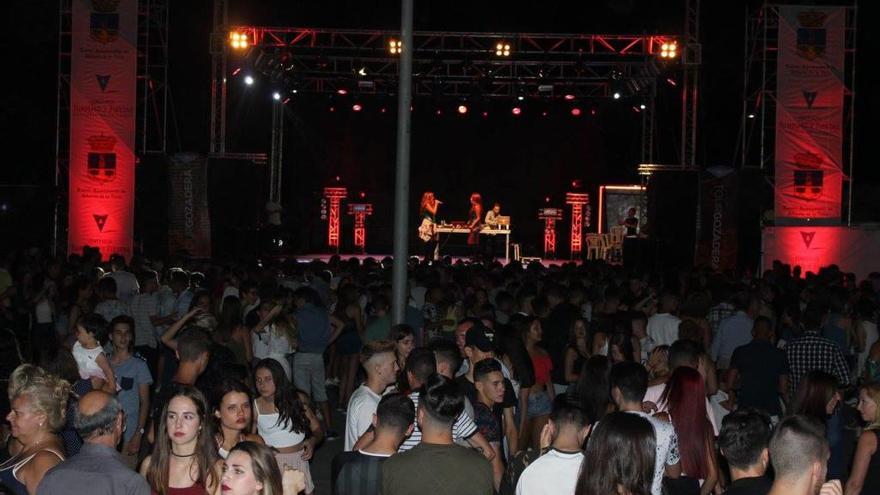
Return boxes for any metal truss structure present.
[741,3,857,224]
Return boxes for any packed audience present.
[1,246,879,495]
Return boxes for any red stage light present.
[337,88,348,95]
[591,108,597,116]
[482,111,489,118]
[571,107,581,116]
[545,196,551,203]
[335,176,341,182]
[458,105,468,114]
[352,103,362,112]
[359,191,366,199]
[564,94,575,101]
[380,107,387,113]
[542,111,548,117]
[329,106,336,112]
[232,67,241,76]
[436,109,443,115]
[511,107,522,116]
[666,78,677,87]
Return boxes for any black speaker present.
[647,171,699,270]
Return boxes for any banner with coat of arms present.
[68,0,137,260]
[774,6,845,222]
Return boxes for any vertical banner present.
[168,153,212,258]
[68,0,138,260]
[774,6,845,222]
[695,167,739,271]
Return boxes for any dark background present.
[2,0,877,265]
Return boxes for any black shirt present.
[729,340,789,415]
[724,475,773,495]
[331,450,389,495]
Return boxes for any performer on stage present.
[619,207,639,236]
[467,192,483,248]
[484,202,501,227]
[418,191,441,260]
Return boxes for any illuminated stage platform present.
[293,253,580,268]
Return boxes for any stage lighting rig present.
[659,41,678,59]
[389,39,402,55]
[229,32,250,50]
[495,42,511,57]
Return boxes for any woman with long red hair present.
[466,192,483,251]
[656,366,718,495]
[418,191,441,260]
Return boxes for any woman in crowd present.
[65,276,93,343]
[213,297,253,369]
[330,301,362,408]
[495,325,535,409]
[571,355,612,425]
[141,385,220,495]
[846,382,880,495]
[792,370,845,479]
[563,318,590,386]
[253,359,322,495]
[108,315,153,468]
[212,379,264,459]
[0,364,68,495]
[574,411,656,495]
[646,345,670,387]
[515,315,554,448]
[609,332,635,364]
[216,441,306,495]
[251,303,296,379]
[34,344,89,457]
[657,366,718,495]
[391,324,416,373]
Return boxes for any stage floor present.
[293,253,580,268]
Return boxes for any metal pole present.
[846,2,858,226]
[391,0,414,325]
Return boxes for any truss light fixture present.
[659,41,678,59]
[571,107,582,117]
[229,32,250,50]
[272,91,281,100]
[458,104,468,115]
[352,103,363,112]
[495,42,511,57]
[357,67,367,77]
[389,39,403,55]
[511,106,522,116]
[244,75,254,86]
[613,92,621,100]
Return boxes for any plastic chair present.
[585,234,602,260]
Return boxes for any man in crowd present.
[94,276,131,323]
[647,293,681,347]
[130,269,166,377]
[331,393,414,495]
[515,397,591,495]
[785,305,851,396]
[711,292,760,370]
[107,254,140,303]
[471,358,507,488]
[718,408,773,495]
[364,295,392,343]
[610,361,681,495]
[727,316,789,419]
[293,286,335,437]
[767,415,843,495]
[541,285,581,395]
[344,340,399,450]
[38,390,150,494]
[382,374,494,495]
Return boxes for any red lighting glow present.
[511,107,522,116]
[359,191,366,199]
[458,105,468,114]
[329,106,336,112]
[436,109,443,115]
[545,196,551,203]
[542,111,548,117]
[571,107,582,116]
[666,78,677,87]
[564,94,575,101]
[352,103,362,112]
[380,107,387,113]
[482,111,489,118]
[337,89,348,95]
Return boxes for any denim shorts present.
[527,390,552,418]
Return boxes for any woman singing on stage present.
[467,192,483,250]
[418,191,441,260]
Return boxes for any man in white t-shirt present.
[516,398,591,495]
[344,340,399,450]
[108,254,140,303]
[647,293,681,346]
[610,361,681,495]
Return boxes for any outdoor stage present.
[294,253,579,268]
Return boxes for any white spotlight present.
[244,75,254,86]
[613,92,621,100]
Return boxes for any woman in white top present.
[212,379,264,459]
[253,359,322,495]
[251,304,296,379]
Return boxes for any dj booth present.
[434,221,512,262]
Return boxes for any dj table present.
[434,224,512,263]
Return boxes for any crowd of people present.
[1,246,880,495]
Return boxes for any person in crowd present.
[717,408,774,495]
[65,277,93,344]
[792,370,845,480]
[331,393,414,495]
[785,305,851,396]
[845,382,880,495]
[515,397,591,495]
[141,385,220,495]
[563,318,590,386]
[391,324,415,374]
[1,365,69,495]
[570,355,612,426]
[93,277,131,324]
[515,316,555,448]
[217,441,307,495]
[609,332,636,364]
[211,379,264,459]
[37,390,151,495]
[130,270,166,378]
[540,285,580,396]
[107,254,140,303]
[72,313,116,394]
[344,341,398,450]
[213,296,253,369]
[331,300,363,408]
[251,303,295,379]
[655,366,718,494]
[291,287,334,438]
[711,292,759,370]
[573,411,656,495]
[609,361,680,495]
[471,358,506,489]
[727,316,789,419]
[364,295,392,343]
[767,415,843,495]
[253,359,321,495]
[647,293,681,347]
[646,346,670,387]
[108,315,153,468]
[381,374,494,495]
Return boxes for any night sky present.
[2,0,877,256]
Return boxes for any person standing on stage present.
[484,203,502,227]
[467,193,484,250]
[418,192,441,260]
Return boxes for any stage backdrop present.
[68,0,138,260]
[762,226,880,281]
[774,6,845,222]
[167,153,212,258]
